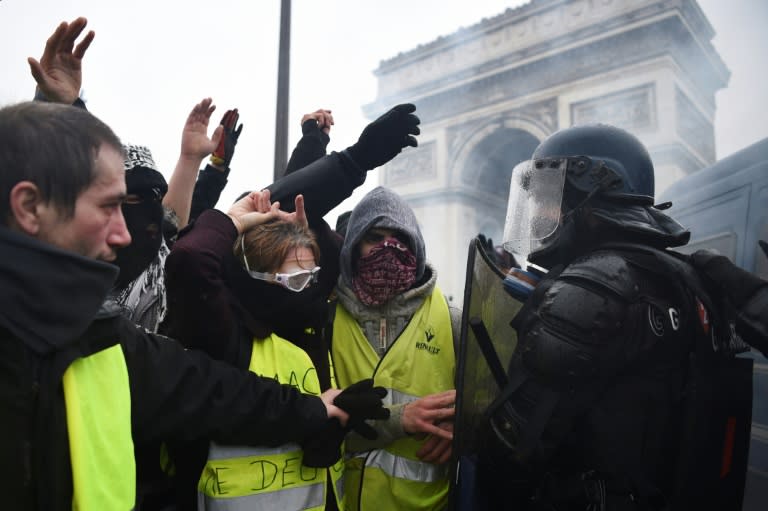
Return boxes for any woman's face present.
[276,246,317,274]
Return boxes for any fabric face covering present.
[352,237,417,306]
[113,194,164,289]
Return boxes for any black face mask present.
[113,198,164,289]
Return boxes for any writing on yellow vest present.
[198,332,345,511]
[200,453,345,495]
[262,366,321,395]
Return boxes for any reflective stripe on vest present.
[332,287,455,511]
[353,449,448,483]
[63,344,135,510]
[198,333,344,511]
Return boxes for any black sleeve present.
[735,286,768,357]
[163,210,243,364]
[690,250,768,356]
[121,318,327,446]
[190,165,230,222]
[284,119,330,176]
[267,151,366,222]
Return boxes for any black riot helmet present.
[533,123,655,205]
[503,124,671,267]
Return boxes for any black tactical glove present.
[334,379,390,440]
[302,380,389,466]
[477,233,496,261]
[690,249,768,357]
[690,249,766,307]
[301,418,345,468]
[345,103,420,171]
[210,108,243,168]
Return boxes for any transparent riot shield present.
[449,237,527,510]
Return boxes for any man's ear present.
[9,181,45,235]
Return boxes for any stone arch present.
[450,120,541,243]
[450,117,547,191]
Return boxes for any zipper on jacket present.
[378,318,387,354]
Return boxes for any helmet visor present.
[502,159,567,259]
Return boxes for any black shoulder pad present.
[559,250,640,301]
[518,252,642,385]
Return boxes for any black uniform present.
[478,124,754,510]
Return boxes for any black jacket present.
[0,226,327,511]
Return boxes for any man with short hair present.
[0,100,354,510]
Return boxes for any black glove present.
[334,379,390,440]
[477,233,496,259]
[690,249,766,307]
[210,108,243,168]
[345,103,420,171]
[301,418,345,468]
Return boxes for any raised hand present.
[227,190,308,234]
[180,98,221,162]
[401,389,456,440]
[28,17,94,104]
[210,108,243,169]
[346,103,420,170]
[255,190,308,228]
[301,109,334,134]
[227,190,278,234]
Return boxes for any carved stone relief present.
[382,141,436,186]
[570,83,656,130]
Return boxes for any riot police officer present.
[476,124,753,510]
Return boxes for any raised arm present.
[163,98,222,229]
[268,103,421,222]
[284,108,334,175]
[188,109,243,222]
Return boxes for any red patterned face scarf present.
[352,237,417,306]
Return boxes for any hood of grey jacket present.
[339,186,426,288]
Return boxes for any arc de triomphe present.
[364,0,728,304]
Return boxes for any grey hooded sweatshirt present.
[335,186,460,447]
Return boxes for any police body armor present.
[466,242,752,510]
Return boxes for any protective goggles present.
[241,236,320,292]
[244,267,321,292]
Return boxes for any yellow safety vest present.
[332,287,455,511]
[198,333,345,511]
[62,344,135,510]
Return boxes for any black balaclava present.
[113,144,168,289]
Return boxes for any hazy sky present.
[1,0,766,225]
